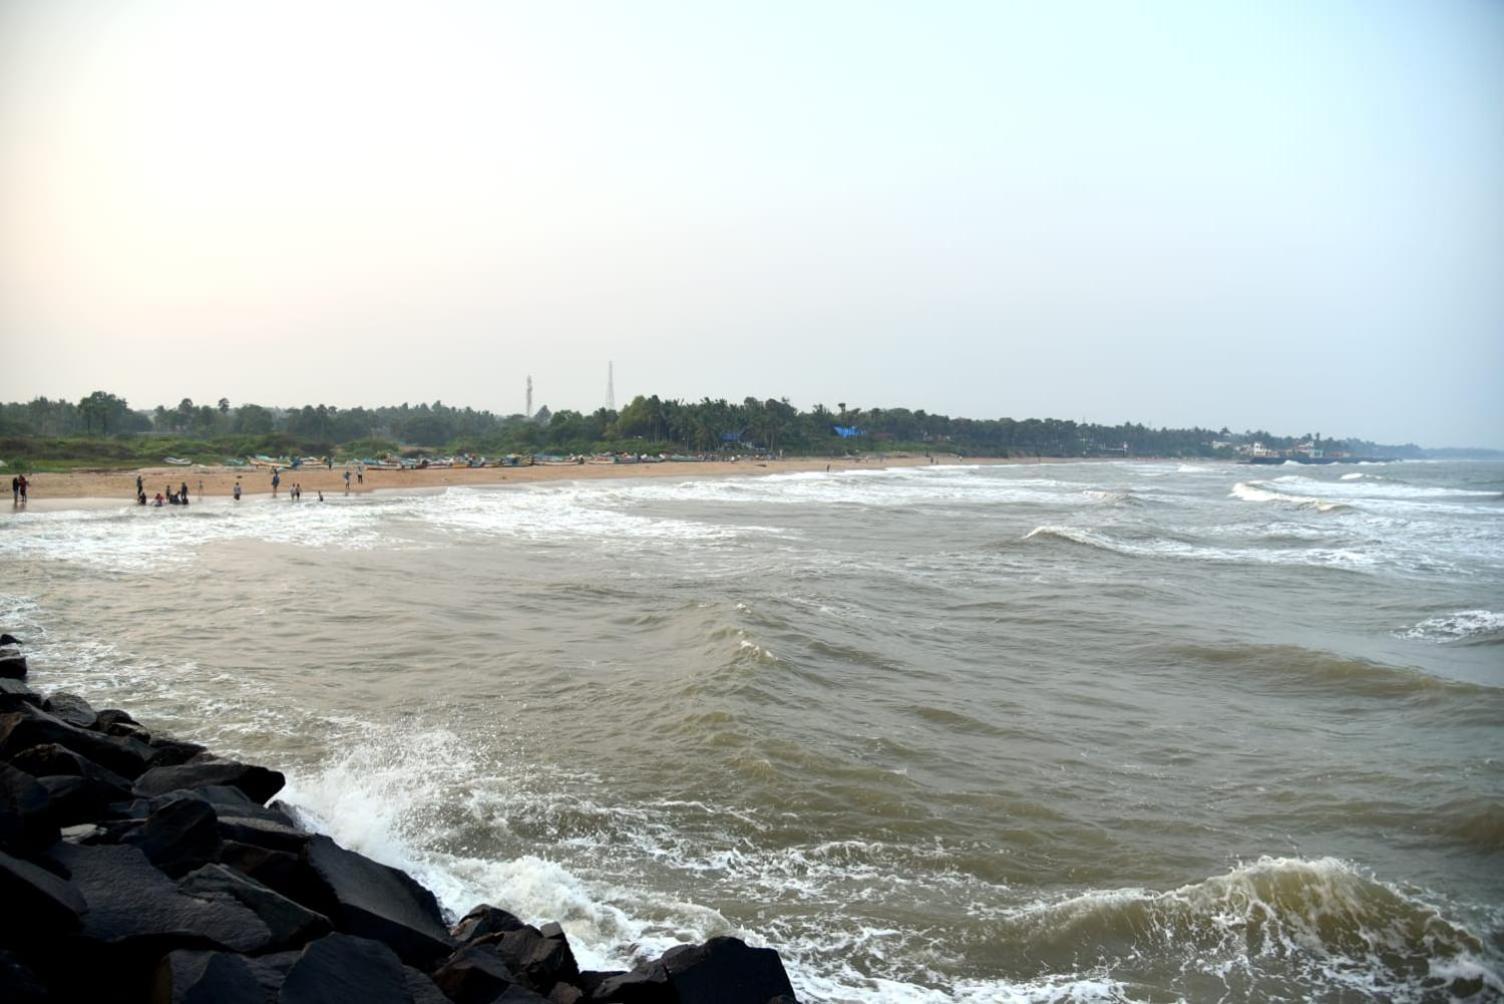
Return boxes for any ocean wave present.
[1397,610,1504,646]
[1021,525,1374,571]
[1230,481,1350,513]
[994,857,1501,1001]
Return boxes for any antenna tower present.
[606,361,615,411]
[526,375,533,418]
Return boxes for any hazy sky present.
[2,1,1500,446]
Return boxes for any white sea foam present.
[1230,481,1348,512]
[1397,610,1504,644]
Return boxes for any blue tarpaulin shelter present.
[833,425,862,438]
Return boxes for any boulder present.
[0,847,86,942]
[0,677,41,711]
[495,987,553,1003]
[0,652,26,680]
[550,983,587,1004]
[124,794,223,878]
[476,922,580,994]
[0,706,154,779]
[216,812,310,854]
[216,840,308,900]
[132,759,285,804]
[432,944,520,1004]
[452,902,527,943]
[46,842,272,953]
[147,738,207,767]
[94,708,142,731]
[35,773,120,827]
[586,966,671,1004]
[240,950,300,1000]
[658,937,795,1004]
[0,762,59,853]
[404,966,454,1004]
[178,863,331,951]
[278,933,419,1004]
[301,834,455,969]
[10,742,134,794]
[41,692,97,729]
[151,949,265,1004]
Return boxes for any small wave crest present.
[1231,481,1350,513]
[1397,610,1504,646]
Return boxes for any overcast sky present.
[2,1,1500,446]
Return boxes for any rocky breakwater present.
[0,636,800,1004]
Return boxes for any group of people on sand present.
[9,474,28,505]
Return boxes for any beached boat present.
[163,457,192,466]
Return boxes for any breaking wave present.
[995,857,1501,1001]
[1397,610,1504,646]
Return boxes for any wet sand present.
[7,454,1028,506]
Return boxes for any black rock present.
[0,706,154,779]
[0,633,20,645]
[0,847,86,942]
[658,937,795,1004]
[41,692,97,730]
[495,987,553,1003]
[45,842,272,953]
[301,834,455,969]
[453,902,528,943]
[147,738,207,767]
[93,708,141,731]
[216,840,307,899]
[432,944,520,1004]
[0,762,59,854]
[132,759,285,804]
[35,773,122,827]
[587,966,671,1004]
[0,677,41,711]
[0,652,26,680]
[216,812,309,854]
[241,949,300,1000]
[123,794,223,878]
[478,922,581,994]
[151,949,265,1004]
[0,948,48,1003]
[178,863,331,951]
[404,966,454,1004]
[278,933,418,1004]
[9,741,134,793]
[549,983,588,1004]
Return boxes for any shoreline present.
[4,454,1076,509]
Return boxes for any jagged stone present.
[94,708,141,730]
[151,949,265,1004]
[0,677,41,711]
[0,762,59,853]
[240,950,300,1000]
[404,966,453,1004]
[124,794,223,878]
[46,842,272,953]
[178,863,331,951]
[550,982,587,1004]
[133,759,285,804]
[147,738,207,767]
[301,834,454,969]
[278,933,418,1004]
[474,923,580,995]
[217,840,307,899]
[41,692,97,729]
[433,944,520,1004]
[452,902,528,943]
[0,706,155,779]
[217,812,309,854]
[495,986,552,1003]
[658,937,795,1004]
[587,966,671,1004]
[0,847,86,942]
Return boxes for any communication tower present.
[526,375,533,418]
[607,361,615,412]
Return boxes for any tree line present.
[0,391,1421,460]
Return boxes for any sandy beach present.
[7,454,1034,506]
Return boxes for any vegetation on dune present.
[0,392,1425,471]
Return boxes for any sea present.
[2,459,1501,1002]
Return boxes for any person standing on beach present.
[135,474,144,497]
[271,470,280,496]
[233,481,242,501]
[357,466,364,485]
[343,469,351,493]
[17,475,27,504]
[10,476,17,505]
